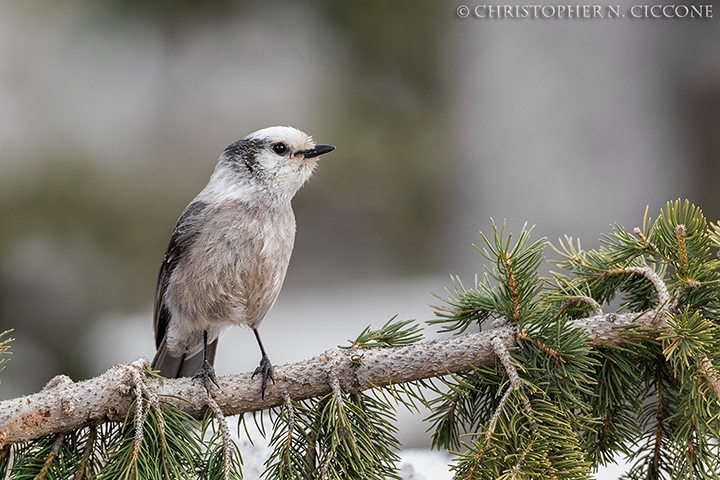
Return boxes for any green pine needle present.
[264,389,403,480]
[0,329,14,379]
[344,316,423,349]
[430,221,546,334]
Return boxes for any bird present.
[151,126,335,398]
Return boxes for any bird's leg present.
[193,330,219,394]
[251,328,275,398]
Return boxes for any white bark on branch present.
[0,310,660,447]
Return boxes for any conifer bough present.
[0,307,658,447]
[0,199,719,479]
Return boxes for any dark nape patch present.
[224,138,265,175]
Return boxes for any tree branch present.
[0,310,660,447]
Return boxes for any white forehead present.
[245,126,313,147]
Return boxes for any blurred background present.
[0,0,718,473]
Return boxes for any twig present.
[130,368,146,460]
[613,266,670,309]
[484,384,514,443]
[37,433,65,480]
[698,356,720,400]
[205,395,234,480]
[73,426,96,480]
[283,392,295,443]
[564,296,603,316]
[507,439,535,480]
[491,337,537,435]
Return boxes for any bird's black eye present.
[272,143,287,155]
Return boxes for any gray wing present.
[152,200,209,352]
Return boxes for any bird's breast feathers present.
[165,199,295,332]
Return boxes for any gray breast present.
[166,199,296,332]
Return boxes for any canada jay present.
[151,126,335,397]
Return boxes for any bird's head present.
[209,126,335,203]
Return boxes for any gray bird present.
[151,126,335,397]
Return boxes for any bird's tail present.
[151,337,218,378]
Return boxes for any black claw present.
[194,359,219,395]
[251,354,275,398]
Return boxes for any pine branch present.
[0,309,661,447]
[1,199,717,479]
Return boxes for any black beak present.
[301,144,335,159]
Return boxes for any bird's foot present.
[193,359,219,395]
[251,354,275,399]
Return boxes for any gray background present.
[0,1,718,476]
